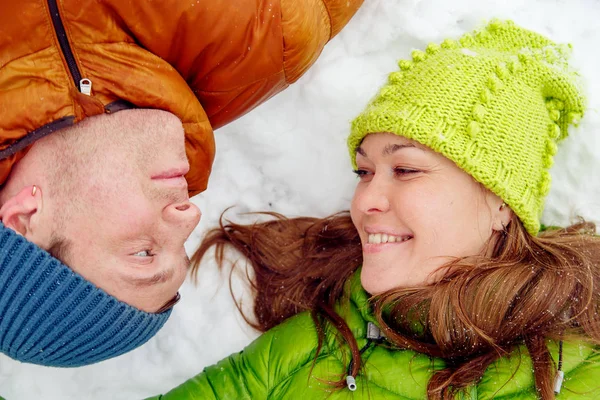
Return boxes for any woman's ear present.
[490,196,512,232]
[0,185,49,245]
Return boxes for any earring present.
[31,185,37,196]
[499,202,506,211]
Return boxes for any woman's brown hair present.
[191,211,600,399]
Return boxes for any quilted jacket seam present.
[266,352,332,398]
[317,0,334,40]
[487,346,598,399]
[280,0,330,84]
[0,45,54,71]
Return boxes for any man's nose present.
[163,200,202,233]
[355,176,391,214]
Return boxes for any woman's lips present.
[362,237,413,254]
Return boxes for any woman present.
[150,20,600,399]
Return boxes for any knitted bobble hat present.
[348,20,585,235]
[0,223,171,367]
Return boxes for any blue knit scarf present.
[0,223,171,367]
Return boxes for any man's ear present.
[0,185,45,240]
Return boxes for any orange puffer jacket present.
[0,0,362,195]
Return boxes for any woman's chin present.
[360,265,401,294]
[360,261,431,294]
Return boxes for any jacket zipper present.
[47,0,88,93]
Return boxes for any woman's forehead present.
[357,132,430,155]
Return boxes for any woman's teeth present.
[367,233,412,244]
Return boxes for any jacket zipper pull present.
[554,370,564,394]
[554,340,564,394]
[367,322,385,340]
[79,78,92,96]
[346,375,357,391]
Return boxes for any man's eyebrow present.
[128,253,190,288]
[128,268,175,288]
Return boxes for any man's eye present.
[133,250,153,257]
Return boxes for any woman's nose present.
[163,200,202,233]
[354,177,390,214]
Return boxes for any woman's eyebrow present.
[381,143,417,156]
[355,143,418,158]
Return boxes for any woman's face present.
[350,132,505,294]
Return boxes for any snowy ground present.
[2,0,600,398]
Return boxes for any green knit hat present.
[348,20,585,235]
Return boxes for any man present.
[0,0,362,367]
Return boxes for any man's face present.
[49,109,201,313]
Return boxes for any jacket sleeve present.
[112,0,363,129]
[147,348,270,400]
[146,312,320,400]
[477,341,600,399]
[559,343,600,399]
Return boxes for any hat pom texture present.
[349,20,586,235]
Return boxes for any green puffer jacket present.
[149,273,600,399]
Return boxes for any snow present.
[2,0,600,398]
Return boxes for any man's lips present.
[151,166,189,188]
[151,166,189,180]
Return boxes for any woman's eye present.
[393,167,419,176]
[133,250,153,257]
[352,169,373,181]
